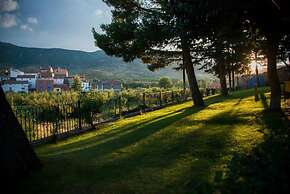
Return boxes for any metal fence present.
[14,90,192,145]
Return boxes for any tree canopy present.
[94,0,290,111]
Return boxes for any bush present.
[79,92,107,128]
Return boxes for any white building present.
[81,81,91,92]
[10,68,24,78]
[1,80,29,93]
[16,74,38,90]
[97,80,122,91]
[53,75,65,85]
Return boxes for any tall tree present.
[94,0,204,107]
[170,0,251,96]
[240,0,290,111]
[177,0,289,107]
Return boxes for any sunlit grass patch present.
[18,88,274,194]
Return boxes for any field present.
[17,88,287,194]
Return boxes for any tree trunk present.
[228,70,232,90]
[265,36,281,111]
[0,86,41,185]
[183,63,186,97]
[218,62,229,96]
[181,37,204,107]
[232,67,235,90]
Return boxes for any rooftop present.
[17,74,37,78]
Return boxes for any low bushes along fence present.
[14,90,192,145]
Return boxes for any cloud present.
[27,17,38,24]
[95,9,103,16]
[0,0,18,12]
[0,13,17,27]
[0,0,18,28]
[20,24,33,32]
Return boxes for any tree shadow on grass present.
[219,94,290,194]
[45,106,204,159]
[21,107,252,194]
[19,104,207,194]
[39,94,227,156]
[38,107,190,155]
[19,92,259,194]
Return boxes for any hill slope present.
[0,42,185,80]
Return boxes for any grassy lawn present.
[19,88,276,194]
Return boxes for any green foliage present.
[6,91,80,108]
[158,77,172,89]
[79,92,107,127]
[7,88,188,131]
[72,76,82,92]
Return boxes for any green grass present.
[19,88,275,194]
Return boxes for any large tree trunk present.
[181,37,204,107]
[0,86,41,185]
[218,62,229,96]
[265,35,281,111]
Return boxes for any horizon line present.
[0,41,101,53]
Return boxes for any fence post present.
[78,100,82,130]
[52,106,59,143]
[159,91,162,106]
[142,93,146,111]
[119,95,122,118]
[114,98,117,116]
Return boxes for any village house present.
[39,67,54,78]
[111,80,122,91]
[1,67,93,93]
[16,74,38,90]
[36,79,54,92]
[53,84,69,92]
[239,74,266,89]
[53,75,65,85]
[53,67,68,77]
[95,80,122,91]
[81,80,91,92]
[1,80,29,93]
[10,68,24,78]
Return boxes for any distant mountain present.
[0,42,210,81]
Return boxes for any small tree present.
[72,76,82,92]
[159,77,172,89]
[80,92,106,129]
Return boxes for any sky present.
[0,0,112,51]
